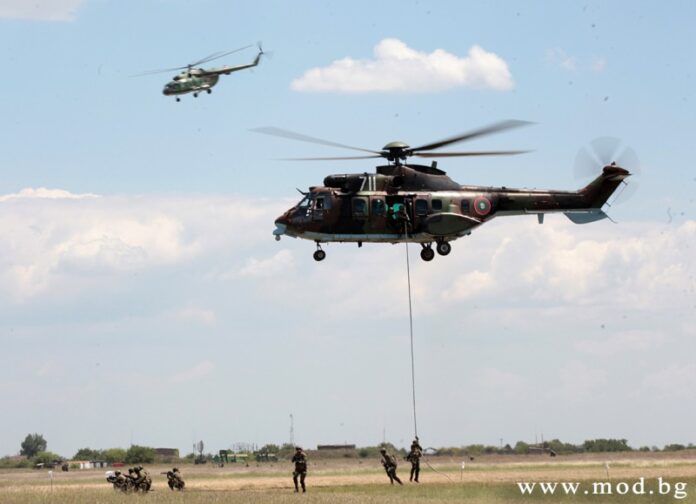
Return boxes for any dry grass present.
[1,455,695,503]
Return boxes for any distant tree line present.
[2,433,695,469]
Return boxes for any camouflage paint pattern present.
[273,163,630,248]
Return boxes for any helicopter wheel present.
[313,250,326,262]
[207,89,212,94]
[193,93,198,98]
[436,241,451,256]
[176,97,181,102]
[420,246,435,262]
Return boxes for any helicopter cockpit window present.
[432,199,443,211]
[352,197,368,219]
[415,199,428,216]
[298,195,311,208]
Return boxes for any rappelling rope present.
[405,225,456,484]
[405,240,418,439]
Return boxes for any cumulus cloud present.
[0,188,286,301]
[0,0,85,21]
[291,38,514,93]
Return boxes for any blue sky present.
[0,0,695,458]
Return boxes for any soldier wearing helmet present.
[380,447,403,485]
[406,438,423,483]
[291,446,308,493]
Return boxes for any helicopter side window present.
[352,197,369,219]
[372,198,386,216]
[415,199,428,216]
[461,200,470,213]
[432,199,443,211]
[315,193,331,210]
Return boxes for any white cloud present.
[292,38,514,93]
[170,360,215,383]
[642,364,696,399]
[546,48,608,73]
[0,188,286,301]
[0,187,98,202]
[557,360,608,400]
[175,306,217,326]
[0,0,85,21]
[574,330,667,357]
[546,48,577,72]
[233,249,295,278]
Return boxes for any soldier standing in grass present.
[380,447,403,485]
[291,446,308,493]
[406,439,422,483]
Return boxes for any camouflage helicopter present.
[254,121,634,262]
[139,44,264,101]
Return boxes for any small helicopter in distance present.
[138,44,264,101]
[254,122,635,262]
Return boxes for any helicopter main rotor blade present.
[410,120,533,153]
[190,45,254,67]
[414,150,531,158]
[130,65,189,77]
[279,155,383,161]
[251,127,382,155]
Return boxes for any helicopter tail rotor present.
[574,137,641,205]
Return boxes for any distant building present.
[155,448,180,458]
[155,448,180,462]
[72,460,107,469]
[317,444,356,450]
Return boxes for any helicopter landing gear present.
[420,243,435,262]
[193,92,199,98]
[313,243,326,262]
[436,240,451,256]
[207,89,212,94]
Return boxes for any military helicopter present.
[253,121,634,262]
[138,44,264,101]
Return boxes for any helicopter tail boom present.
[578,165,630,208]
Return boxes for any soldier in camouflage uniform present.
[291,446,307,493]
[167,467,185,491]
[380,447,403,485]
[107,470,128,492]
[406,438,423,483]
[132,465,151,492]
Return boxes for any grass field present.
[1,453,695,503]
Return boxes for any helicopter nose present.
[273,214,289,240]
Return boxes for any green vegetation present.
[19,434,47,459]
[125,445,156,464]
